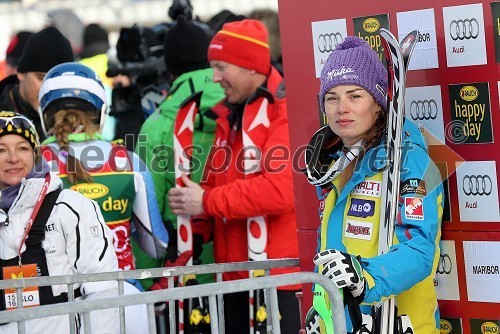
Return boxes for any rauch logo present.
[460,85,479,102]
[363,18,380,33]
[70,183,109,199]
[440,319,452,334]
[481,321,499,334]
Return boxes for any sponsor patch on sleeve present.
[347,198,375,218]
[404,197,424,220]
[400,178,426,196]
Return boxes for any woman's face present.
[324,85,381,146]
[0,135,35,189]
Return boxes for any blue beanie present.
[319,36,387,113]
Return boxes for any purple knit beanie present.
[319,36,387,113]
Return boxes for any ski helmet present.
[38,62,107,136]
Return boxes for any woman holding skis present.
[304,36,443,333]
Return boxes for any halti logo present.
[352,180,381,197]
[348,198,375,218]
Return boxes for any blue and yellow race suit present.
[316,121,443,333]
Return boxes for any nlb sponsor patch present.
[352,180,381,197]
[400,178,427,196]
[345,219,373,240]
[404,197,424,220]
[347,198,375,218]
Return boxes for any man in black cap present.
[0,26,74,140]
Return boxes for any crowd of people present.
[0,1,444,333]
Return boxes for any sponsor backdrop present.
[279,0,500,331]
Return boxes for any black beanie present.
[17,26,74,73]
[163,15,210,76]
[5,31,34,67]
[80,23,110,59]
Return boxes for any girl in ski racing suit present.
[37,62,169,334]
[304,37,443,333]
[0,111,119,333]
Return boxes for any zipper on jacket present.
[3,215,9,226]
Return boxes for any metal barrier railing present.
[0,259,346,334]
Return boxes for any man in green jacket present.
[134,15,224,287]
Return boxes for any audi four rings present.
[450,18,480,40]
[409,100,439,120]
[317,33,343,53]
[462,175,492,196]
[437,254,452,275]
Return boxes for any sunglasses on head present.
[0,115,39,140]
[0,115,35,127]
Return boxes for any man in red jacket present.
[168,19,300,334]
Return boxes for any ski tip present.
[400,30,419,55]
[379,27,396,39]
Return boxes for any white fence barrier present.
[0,259,346,334]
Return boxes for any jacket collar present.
[336,144,386,203]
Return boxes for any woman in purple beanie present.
[304,36,443,333]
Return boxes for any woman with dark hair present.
[304,37,444,333]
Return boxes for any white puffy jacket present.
[0,172,119,334]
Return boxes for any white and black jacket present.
[0,173,119,334]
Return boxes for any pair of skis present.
[243,97,271,334]
[174,92,210,334]
[175,92,272,333]
[376,28,417,334]
[309,28,418,334]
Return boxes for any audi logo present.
[449,18,479,41]
[436,254,452,275]
[317,33,343,53]
[409,100,439,120]
[462,175,492,196]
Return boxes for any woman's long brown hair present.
[52,109,99,185]
[338,104,387,189]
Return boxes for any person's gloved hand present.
[149,250,193,291]
[313,249,366,302]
